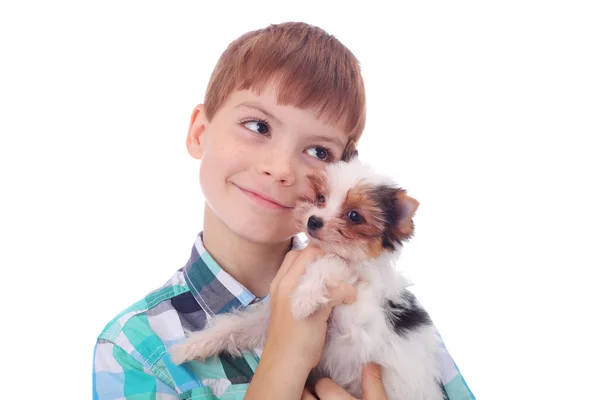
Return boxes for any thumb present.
[362,363,387,399]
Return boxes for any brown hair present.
[204,22,366,158]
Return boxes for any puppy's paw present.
[291,283,330,320]
[169,329,241,365]
[169,341,197,365]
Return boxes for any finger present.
[362,363,387,400]
[285,246,324,282]
[314,378,357,400]
[270,249,302,288]
[301,386,318,400]
[326,282,357,307]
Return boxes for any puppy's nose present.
[307,215,324,231]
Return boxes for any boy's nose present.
[259,154,295,185]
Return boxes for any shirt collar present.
[183,232,307,316]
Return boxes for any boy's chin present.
[231,222,297,246]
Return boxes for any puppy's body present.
[312,253,442,399]
[171,159,445,400]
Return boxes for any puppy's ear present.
[395,190,420,237]
[341,140,359,162]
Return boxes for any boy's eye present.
[306,146,329,161]
[243,120,270,135]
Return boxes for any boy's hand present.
[267,245,356,369]
[245,245,356,400]
[308,363,388,400]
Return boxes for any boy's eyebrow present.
[235,102,282,126]
[236,101,345,150]
[310,135,345,150]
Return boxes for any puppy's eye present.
[347,210,363,223]
[316,194,326,204]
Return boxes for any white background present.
[1,1,599,399]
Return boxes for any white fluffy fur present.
[313,252,443,399]
[170,159,444,400]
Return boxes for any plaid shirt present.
[93,233,475,399]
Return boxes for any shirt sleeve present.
[93,340,179,400]
[435,330,476,400]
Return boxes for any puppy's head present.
[294,159,419,261]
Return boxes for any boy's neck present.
[201,205,292,298]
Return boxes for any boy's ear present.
[186,104,207,160]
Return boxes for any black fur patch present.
[385,291,432,337]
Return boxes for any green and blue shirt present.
[93,233,475,399]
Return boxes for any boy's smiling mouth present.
[233,184,295,210]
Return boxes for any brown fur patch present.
[307,173,329,207]
[337,184,388,258]
[341,184,420,253]
[344,184,387,233]
[366,237,384,258]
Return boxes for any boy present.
[93,22,474,400]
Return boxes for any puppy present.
[170,158,446,400]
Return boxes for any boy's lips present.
[234,185,294,210]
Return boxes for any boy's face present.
[187,85,349,244]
